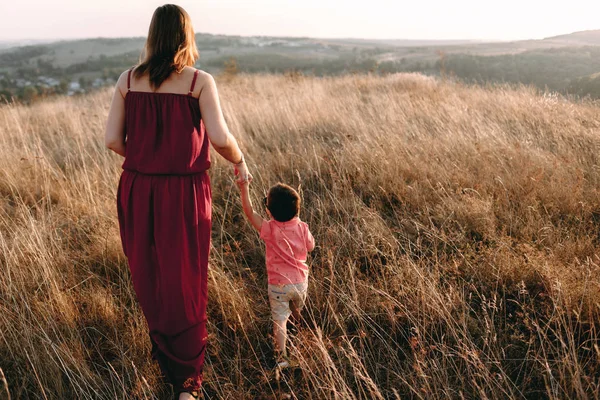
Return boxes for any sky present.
[1,0,599,42]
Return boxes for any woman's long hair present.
[134,4,199,89]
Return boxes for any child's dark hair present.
[266,183,301,222]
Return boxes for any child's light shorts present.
[268,281,308,321]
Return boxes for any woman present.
[104,5,250,399]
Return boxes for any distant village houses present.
[38,76,60,87]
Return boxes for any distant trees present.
[22,86,38,102]
[64,52,138,74]
[378,60,436,75]
[0,89,12,102]
[223,57,239,77]
[5,37,600,102]
[207,53,421,76]
[0,45,49,67]
[79,76,89,90]
[58,80,69,94]
[36,58,56,73]
[438,47,600,92]
[567,73,600,98]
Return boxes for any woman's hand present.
[234,160,252,184]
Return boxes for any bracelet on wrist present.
[234,153,245,166]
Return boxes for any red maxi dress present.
[117,69,211,393]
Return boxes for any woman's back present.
[122,67,211,175]
[104,5,250,397]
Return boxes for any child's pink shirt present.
[260,217,315,285]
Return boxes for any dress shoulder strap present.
[127,67,133,92]
[188,70,199,96]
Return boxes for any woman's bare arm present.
[198,71,250,181]
[104,71,128,157]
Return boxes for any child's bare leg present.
[273,319,288,357]
[290,301,302,322]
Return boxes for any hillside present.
[568,71,600,98]
[1,74,599,399]
[3,29,600,101]
[545,29,600,45]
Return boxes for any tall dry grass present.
[1,73,600,399]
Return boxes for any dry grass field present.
[1,73,600,399]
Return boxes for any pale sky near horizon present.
[1,0,599,42]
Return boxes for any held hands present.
[234,159,252,185]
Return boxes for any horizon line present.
[2,29,578,46]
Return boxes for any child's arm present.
[239,182,265,232]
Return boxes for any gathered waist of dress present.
[122,168,208,177]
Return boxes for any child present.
[237,181,315,367]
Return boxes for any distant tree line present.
[437,46,600,93]
[204,53,434,76]
[64,52,140,74]
[0,45,50,67]
[568,73,600,98]
[4,41,600,102]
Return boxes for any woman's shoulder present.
[182,66,209,78]
[114,67,136,97]
[184,67,216,97]
[189,67,215,86]
[119,66,137,79]
[185,66,210,75]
